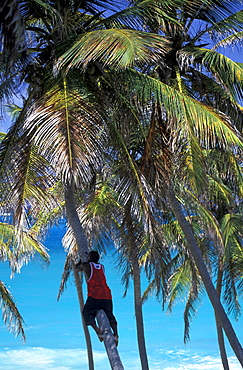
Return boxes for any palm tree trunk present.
[64,181,124,369]
[64,181,89,260]
[132,259,149,370]
[215,263,230,370]
[74,269,94,370]
[215,314,230,370]
[96,310,124,370]
[64,181,95,369]
[166,184,243,366]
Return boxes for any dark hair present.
[88,250,100,263]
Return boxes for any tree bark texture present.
[215,265,230,370]
[96,310,124,370]
[64,181,94,368]
[74,269,94,370]
[64,182,89,261]
[132,260,149,370]
[166,185,243,366]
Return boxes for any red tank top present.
[87,262,112,300]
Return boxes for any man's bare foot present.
[97,329,104,342]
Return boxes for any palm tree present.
[74,169,171,370]
[97,1,243,364]
[0,213,51,340]
[0,2,171,368]
[0,129,51,341]
[2,0,243,366]
[0,221,50,344]
[201,148,243,369]
[0,280,25,342]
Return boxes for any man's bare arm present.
[75,260,91,279]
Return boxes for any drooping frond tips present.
[0,280,26,343]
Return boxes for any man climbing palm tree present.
[76,251,119,346]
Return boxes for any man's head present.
[88,250,100,263]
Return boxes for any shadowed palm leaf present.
[0,280,26,342]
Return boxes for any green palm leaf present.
[0,222,49,273]
[213,30,243,49]
[124,70,243,150]
[0,280,26,342]
[206,9,243,36]
[55,29,170,71]
[181,47,243,100]
[23,81,106,186]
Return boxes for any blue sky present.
[0,224,242,370]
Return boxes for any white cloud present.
[0,347,241,370]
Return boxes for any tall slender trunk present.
[64,181,124,369]
[64,181,94,369]
[74,269,94,370]
[96,310,124,370]
[215,263,230,370]
[64,182,89,260]
[132,260,149,370]
[166,185,243,366]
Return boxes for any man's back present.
[87,262,112,300]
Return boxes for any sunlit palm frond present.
[23,81,106,186]
[125,70,243,150]
[207,9,243,36]
[182,47,243,101]
[178,134,207,195]
[167,260,192,310]
[0,280,26,342]
[55,29,170,72]
[62,224,78,257]
[213,30,243,49]
[183,67,243,130]
[30,184,65,236]
[0,135,57,229]
[0,222,49,274]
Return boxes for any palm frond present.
[221,213,243,258]
[23,81,106,186]
[57,253,75,300]
[213,30,243,49]
[183,134,207,194]
[167,260,192,311]
[182,47,243,101]
[0,0,27,66]
[183,282,203,343]
[208,174,232,205]
[55,29,170,71]
[184,189,223,245]
[0,280,26,342]
[0,222,49,274]
[0,135,57,231]
[101,0,182,31]
[207,9,243,35]
[125,70,243,150]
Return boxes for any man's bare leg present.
[90,323,104,342]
